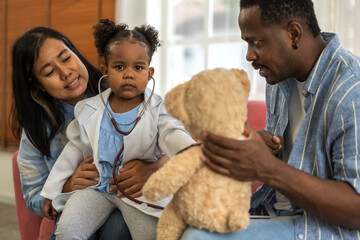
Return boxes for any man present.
[181,0,360,239]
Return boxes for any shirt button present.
[140,203,148,210]
[298,234,304,239]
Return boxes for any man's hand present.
[62,157,99,193]
[257,130,283,155]
[201,122,278,182]
[109,155,169,198]
[43,198,57,220]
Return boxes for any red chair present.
[12,151,55,240]
[247,100,266,131]
[247,100,266,193]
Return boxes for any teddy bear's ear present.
[231,69,250,98]
[164,82,189,124]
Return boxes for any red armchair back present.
[247,100,266,131]
[12,151,54,240]
[247,101,266,193]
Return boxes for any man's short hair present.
[240,0,321,37]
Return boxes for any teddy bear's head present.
[164,68,250,141]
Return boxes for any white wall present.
[115,0,146,28]
[0,151,16,205]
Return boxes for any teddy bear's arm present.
[143,146,203,201]
[157,102,196,157]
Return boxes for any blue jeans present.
[50,209,132,240]
[181,216,300,240]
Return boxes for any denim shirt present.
[251,33,360,239]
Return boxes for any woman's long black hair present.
[10,27,106,157]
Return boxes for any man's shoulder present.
[328,59,360,95]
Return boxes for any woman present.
[10,27,167,239]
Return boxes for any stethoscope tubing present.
[98,75,164,210]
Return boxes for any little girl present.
[41,19,195,240]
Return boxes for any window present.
[144,0,265,99]
[313,0,360,55]
[116,0,360,100]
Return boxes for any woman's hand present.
[201,122,278,182]
[109,155,169,198]
[62,157,99,193]
[257,130,283,155]
[43,198,57,220]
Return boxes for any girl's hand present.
[109,155,169,198]
[43,198,57,220]
[257,130,283,155]
[62,157,99,193]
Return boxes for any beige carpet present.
[0,202,20,240]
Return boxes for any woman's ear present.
[148,67,155,81]
[39,85,46,92]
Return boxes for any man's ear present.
[148,67,155,81]
[287,21,302,48]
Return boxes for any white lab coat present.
[41,87,195,217]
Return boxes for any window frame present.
[116,0,360,100]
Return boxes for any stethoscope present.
[98,75,164,210]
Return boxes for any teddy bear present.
[143,67,252,240]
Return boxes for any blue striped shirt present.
[17,102,74,217]
[251,33,360,239]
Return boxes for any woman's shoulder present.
[75,89,111,113]
[73,88,111,122]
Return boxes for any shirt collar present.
[61,100,75,120]
[276,33,340,97]
[303,32,340,95]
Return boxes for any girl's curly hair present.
[93,19,161,64]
